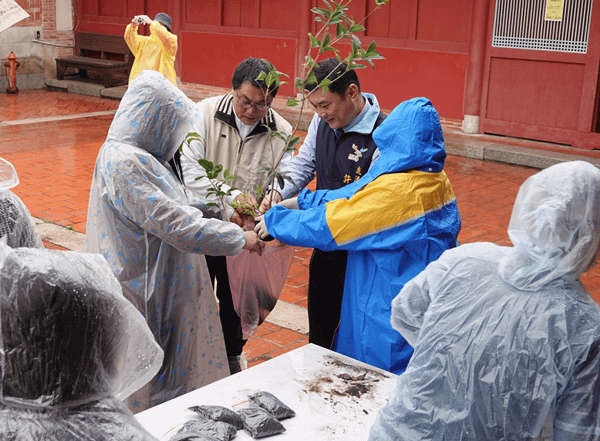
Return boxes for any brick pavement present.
[1,89,599,371]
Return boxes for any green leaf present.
[295,77,304,89]
[319,78,332,88]
[311,7,329,21]
[336,22,348,38]
[271,131,290,142]
[256,71,267,81]
[276,70,290,79]
[261,123,272,136]
[264,73,275,88]
[197,159,214,172]
[305,71,318,85]
[287,98,299,107]
[272,170,295,186]
[308,33,320,48]
[350,24,366,33]
[330,11,344,24]
[288,136,302,149]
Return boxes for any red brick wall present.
[44,0,74,57]
[12,0,75,58]
[12,0,42,26]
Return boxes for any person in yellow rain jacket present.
[124,13,177,87]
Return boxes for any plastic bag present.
[227,240,294,339]
[188,405,244,430]
[169,431,218,441]
[172,419,236,441]
[249,391,296,420]
[237,405,286,439]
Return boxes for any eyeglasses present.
[234,90,271,112]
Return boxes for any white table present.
[136,344,397,440]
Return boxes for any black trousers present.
[205,255,247,357]
[307,248,348,349]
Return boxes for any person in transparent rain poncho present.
[0,157,43,248]
[85,70,264,412]
[369,160,600,441]
[0,242,163,440]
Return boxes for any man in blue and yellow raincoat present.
[255,97,461,374]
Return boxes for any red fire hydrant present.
[4,52,20,94]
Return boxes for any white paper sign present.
[0,0,30,34]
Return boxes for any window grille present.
[492,0,593,53]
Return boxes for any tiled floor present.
[1,89,599,370]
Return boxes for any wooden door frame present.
[478,1,600,149]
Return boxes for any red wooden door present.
[479,0,600,149]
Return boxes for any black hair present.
[305,58,361,96]
[231,58,279,98]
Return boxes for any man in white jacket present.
[180,57,293,374]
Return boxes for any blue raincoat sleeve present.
[266,170,458,253]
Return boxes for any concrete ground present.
[2,81,600,368]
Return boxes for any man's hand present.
[233,193,258,221]
[230,210,244,227]
[277,197,299,210]
[132,15,151,25]
[253,215,271,240]
[229,193,258,226]
[258,190,283,214]
[243,231,265,256]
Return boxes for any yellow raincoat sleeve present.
[125,21,178,87]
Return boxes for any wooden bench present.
[56,32,133,88]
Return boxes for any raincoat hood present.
[0,157,19,189]
[107,70,197,162]
[366,97,445,180]
[0,242,163,409]
[498,160,600,290]
[0,158,43,248]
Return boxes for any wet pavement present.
[1,88,598,369]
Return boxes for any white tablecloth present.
[136,343,397,440]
